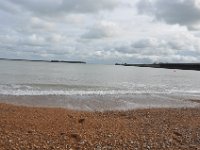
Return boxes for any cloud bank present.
[0,0,200,64]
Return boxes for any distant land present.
[0,58,86,64]
[115,63,200,71]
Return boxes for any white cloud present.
[82,21,122,39]
[30,17,55,30]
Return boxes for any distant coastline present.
[115,63,200,71]
[0,58,86,64]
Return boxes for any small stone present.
[95,145,102,150]
[173,131,182,136]
[108,134,112,138]
[78,118,85,124]
[60,132,66,135]
[147,145,151,150]
[70,133,81,141]
[27,130,34,134]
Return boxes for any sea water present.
[0,60,200,110]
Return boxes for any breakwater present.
[115,63,200,71]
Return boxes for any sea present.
[0,60,200,111]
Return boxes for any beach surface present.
[1,103,200,149]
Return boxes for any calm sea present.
[0,60,200,110]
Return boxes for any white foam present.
[0,88,200,96]
[0,84,200,96]
[0,89,144,96]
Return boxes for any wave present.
[0,89,147,96]
[1,89,200,96]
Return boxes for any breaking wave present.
[0,84,200,96]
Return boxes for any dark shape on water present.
[115,63,200,71]
[51,60,86,64]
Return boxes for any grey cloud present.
[61,0,118,13]
[137,0,200,29]
[132,38,161,49]
[5,0,119,16]
[113,35,200,63]
[81,27,109,39]
[0,1,22,14]
[116,38,173,56]
[131,38,191,53]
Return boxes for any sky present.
[1,0,200,64]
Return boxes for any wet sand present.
[1,103,200,149]
[0,95,199,111]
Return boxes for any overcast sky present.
[1,0,200,64]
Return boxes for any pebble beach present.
[1,103,200,149]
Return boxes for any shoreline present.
[0,58,86,64]
[1,102,200,149]
[0,95,199,111]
